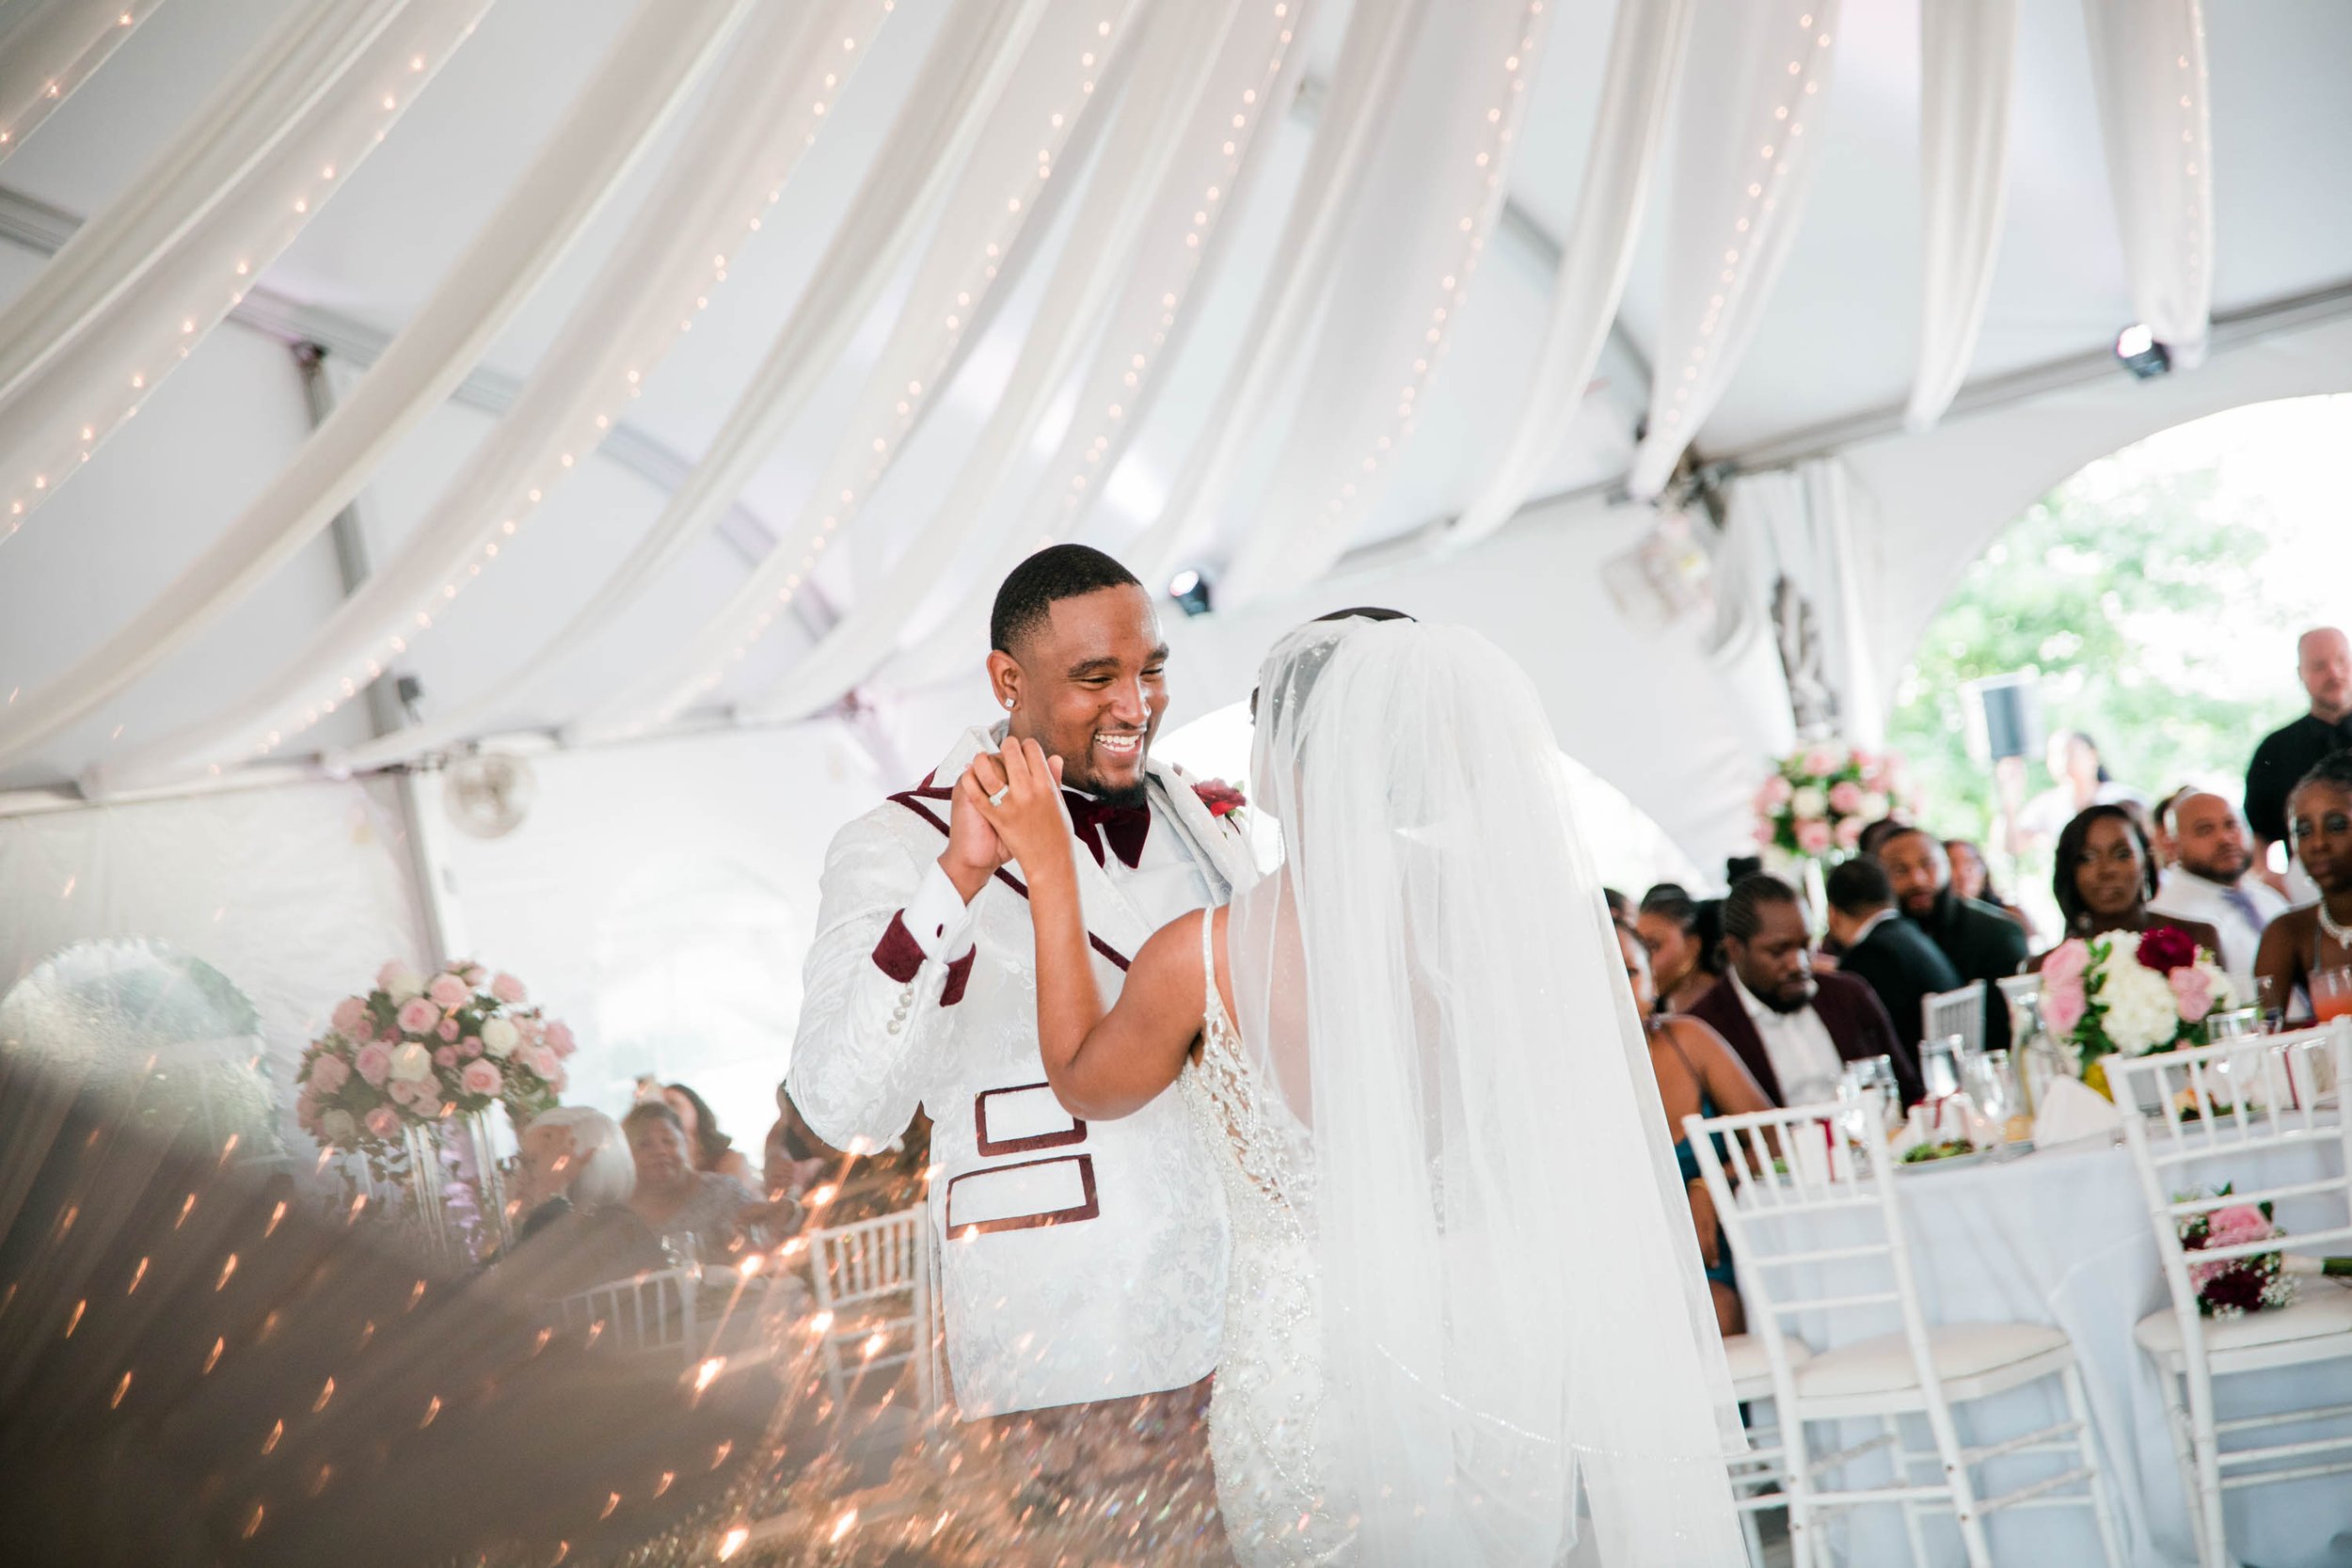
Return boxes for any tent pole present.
[293,341,469,968]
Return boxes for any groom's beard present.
[1083,777,1150,810]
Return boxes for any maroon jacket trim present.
[872,911,926,985]
[889,771,1132,973]
[973,1083,1089,1157]
[942,1152,1100,1238]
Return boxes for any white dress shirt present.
[901,782,1216,962]
[2151,867,2289,995]
[1730,969,1848,1107]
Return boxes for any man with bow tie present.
[788,545,1253,1552]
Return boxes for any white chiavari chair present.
[2107,1022,2352,1568]
[544,1264,700,1367]
[1688,1103,2121,1568]
[804,1206,930,1406]
[1924,984,1988,1058]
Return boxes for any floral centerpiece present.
[1753,741,1911,865]
[2040,927,2233,1096]
[2179,1187,2296,1319]
[295,958,575,1171]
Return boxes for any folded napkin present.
[2032,1074,2123,1146]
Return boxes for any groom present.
[787,546,1254,1532]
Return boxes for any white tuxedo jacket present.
[788,726,1253,1418]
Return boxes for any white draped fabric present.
[1441,0,1688,553]
[0,0,167,164]
[1216,0,1552,606]
[1718,456,1882,748]
[735,0,1256,727]
[568,0,1152,743]
[877,0,1319,695]
[2080,0,2213,368]
[0,0,749,779]
[1905,0,2016,433]
[96,0,884,792]
[1626,0,1843,500]
[1120,0,1430,588]
[0,0,490,534]
[324,0,1055,777]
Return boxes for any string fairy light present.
[588,0,1147,737]
[1260,0,1554,590]
[0,0,167,159]
[0,1,497,541]
[213,0,898,768]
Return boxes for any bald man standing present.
[2151,792,2286,993]
[2245,627,2352,891]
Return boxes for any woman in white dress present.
[969,616,1744,1566]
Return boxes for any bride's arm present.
[972,740,1205,1120]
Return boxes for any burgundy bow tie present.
[1064,791,1151,869]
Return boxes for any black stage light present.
[2114,323,2170,380]
[1169,568,1213,617]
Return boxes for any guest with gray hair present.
[514,1105,635,1240]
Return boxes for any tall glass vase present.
[399,1118,460,1269]
[460,1107,514,1258]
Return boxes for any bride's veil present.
[1227,617,1743,1565]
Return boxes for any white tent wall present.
[425,720,883,1156]
[0,774,427,1156]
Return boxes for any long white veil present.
[1228,617,1743,1565]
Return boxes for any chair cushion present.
[1795,1322,2067,1400]
[2135,1290,2352,1356]
[1723,1332,1812,1394]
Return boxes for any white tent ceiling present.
[2,0,2349,853]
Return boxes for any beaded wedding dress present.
[1178,909,1350,1566]
[1179,618,1748,1568]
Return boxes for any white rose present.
[480,1017,519,1058]
[1859,791,1890,820]
[1790,785,1829,820]
[385,966,425,1004]
[319,1108,357,1146]
[389,1041,435,1083]
[2101,961,2180,1054]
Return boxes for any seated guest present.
[1688,875,1925,1108]
[2150,791,2287,994]
[1879,827,2028,1051]
[2253,754,2352,1017]
[1943,836,2036,942]
[1616,918,1773,1336]
[514,1106,635,1239]
[1635,882,1724,1015]
[2030,803,2221,970]
[1823,857,1962,1052]
[1857,816,1913,860]
[661,1081,758,1185]
[623,1101,794,1259]
[499,1107,664,1293]
[764,1083,933,1228]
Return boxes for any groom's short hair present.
[991,545,1144,656]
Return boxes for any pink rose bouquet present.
[1754,738,1918,870]
[295,958,574,1167]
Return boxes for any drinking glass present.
[1921,1036,1965,1101]
[2205,1008,2262,1043]
[2311,967,2352,1024]
[2255,974,2288,1035]
[1851,1054,1901,1139]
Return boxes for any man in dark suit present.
[1878,827,2029,1052]
[1824,856,1963,1053]
[1687,874,1925,1108]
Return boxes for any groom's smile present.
[990,579,1168,809]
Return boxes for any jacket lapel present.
[1149,755,1259,897]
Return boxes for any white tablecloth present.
[1751,1130,2352,1567]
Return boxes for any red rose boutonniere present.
[1193,779,1247,819]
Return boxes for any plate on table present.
[1896,1144,1992,1174]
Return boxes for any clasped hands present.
[937,738,1073,901]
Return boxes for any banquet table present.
[1751,1126,2352,1567]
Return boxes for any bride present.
[967,615,1744,1566]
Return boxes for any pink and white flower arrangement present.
[294,958,576,1160]
[1754,740,1914,866]
[2178,1187,2296,1319]
[2040,927,2234,1066]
